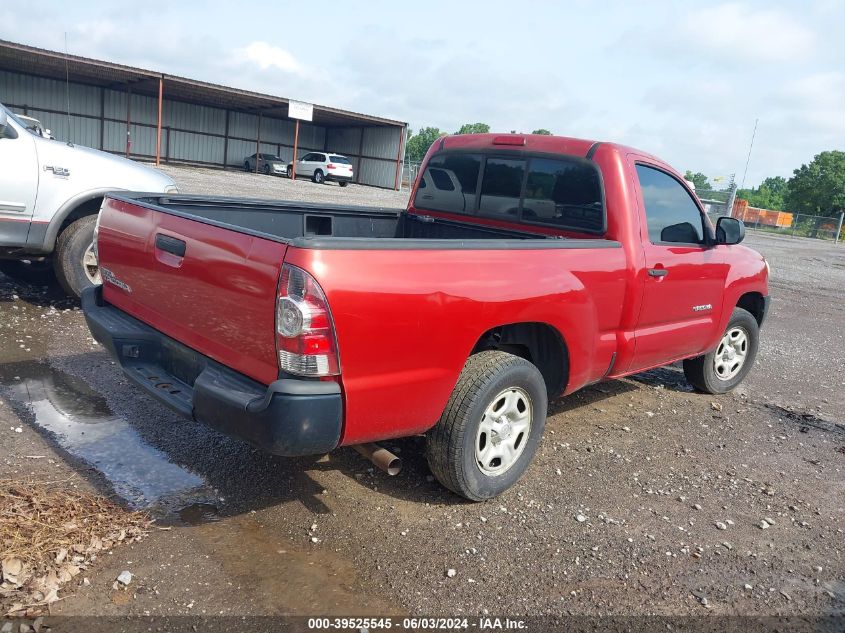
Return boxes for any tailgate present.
[96,197,287,386]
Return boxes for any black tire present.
[244,161,251,172]
[339,181,348,188]
[683,307,759,394]
[263,164,271,175]
[313,170,324,184]
[53,215,99,299]
[426,350,547,501]
[0,259,55,285]
[287,165,294,179]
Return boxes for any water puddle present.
[177,502,220,525]
[0,361,210,510]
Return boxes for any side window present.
[413,153,481,215]
[301,153,314,161]
[523,158,604,232]
[429,168,455,191]
[636,165,705,244]
[479,158,526,218]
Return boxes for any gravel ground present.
[0,168,842,622]
[156,164,410,209]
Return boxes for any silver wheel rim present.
[83,242,101,285]
[713,326,748,380]
[475,387,532,476]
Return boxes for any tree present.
[786,151,845,217]
[531,129,552,135]
[737,176,789,210]
[455,123,490,135]
[683,170,712,191]
[406,127,447,163]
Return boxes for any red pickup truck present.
[82,133,769,500]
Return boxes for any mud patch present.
[764,403,844,436]
[0,361,212,509]
[190,514,401,615]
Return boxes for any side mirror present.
[660,221,700,243]
[716,217,745,245]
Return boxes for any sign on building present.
[288,100,313,122]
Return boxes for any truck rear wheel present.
[53,215,100,299]
[426,350,547,501]
[683,307,759,394]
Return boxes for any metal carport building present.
[0,40,407,189]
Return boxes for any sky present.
[3,0,844,188]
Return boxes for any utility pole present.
[740,118,758,190]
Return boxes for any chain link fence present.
[731,198,844,243]
[739,210,844,242]
[695,174,844,244]
[401,161,421,191]
[697,186,736,219]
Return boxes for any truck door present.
[628,161,727,372]
[0,110,38,246]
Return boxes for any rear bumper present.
[81,286,342,456]
[326,173,353,183]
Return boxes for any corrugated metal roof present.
[0,39,406,129]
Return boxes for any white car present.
[288,152,353,186]
[0,102,177,298]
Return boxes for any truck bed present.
[127,194,581,245]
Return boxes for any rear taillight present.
[326,163,336,170]
[276,264,340,377]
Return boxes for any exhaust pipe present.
[354,443,402,476]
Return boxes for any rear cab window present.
[329,155,351,164]
[413,151,605,234]
[414,153,481,215]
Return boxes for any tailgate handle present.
[155,234,186,257]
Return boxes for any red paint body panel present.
[94,133,769,450]
[283,246,627,445]
[97,198,286,385]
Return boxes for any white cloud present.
[678,3,815,63]
[2,0,842,188]
[235,41,304,75]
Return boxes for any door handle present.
[647,268,668,277]
[155,234,186,257]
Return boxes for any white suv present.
[288,152,353,186]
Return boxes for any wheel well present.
[736,292,765,325]
[57,197,103,237]
[471,322,569,397]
